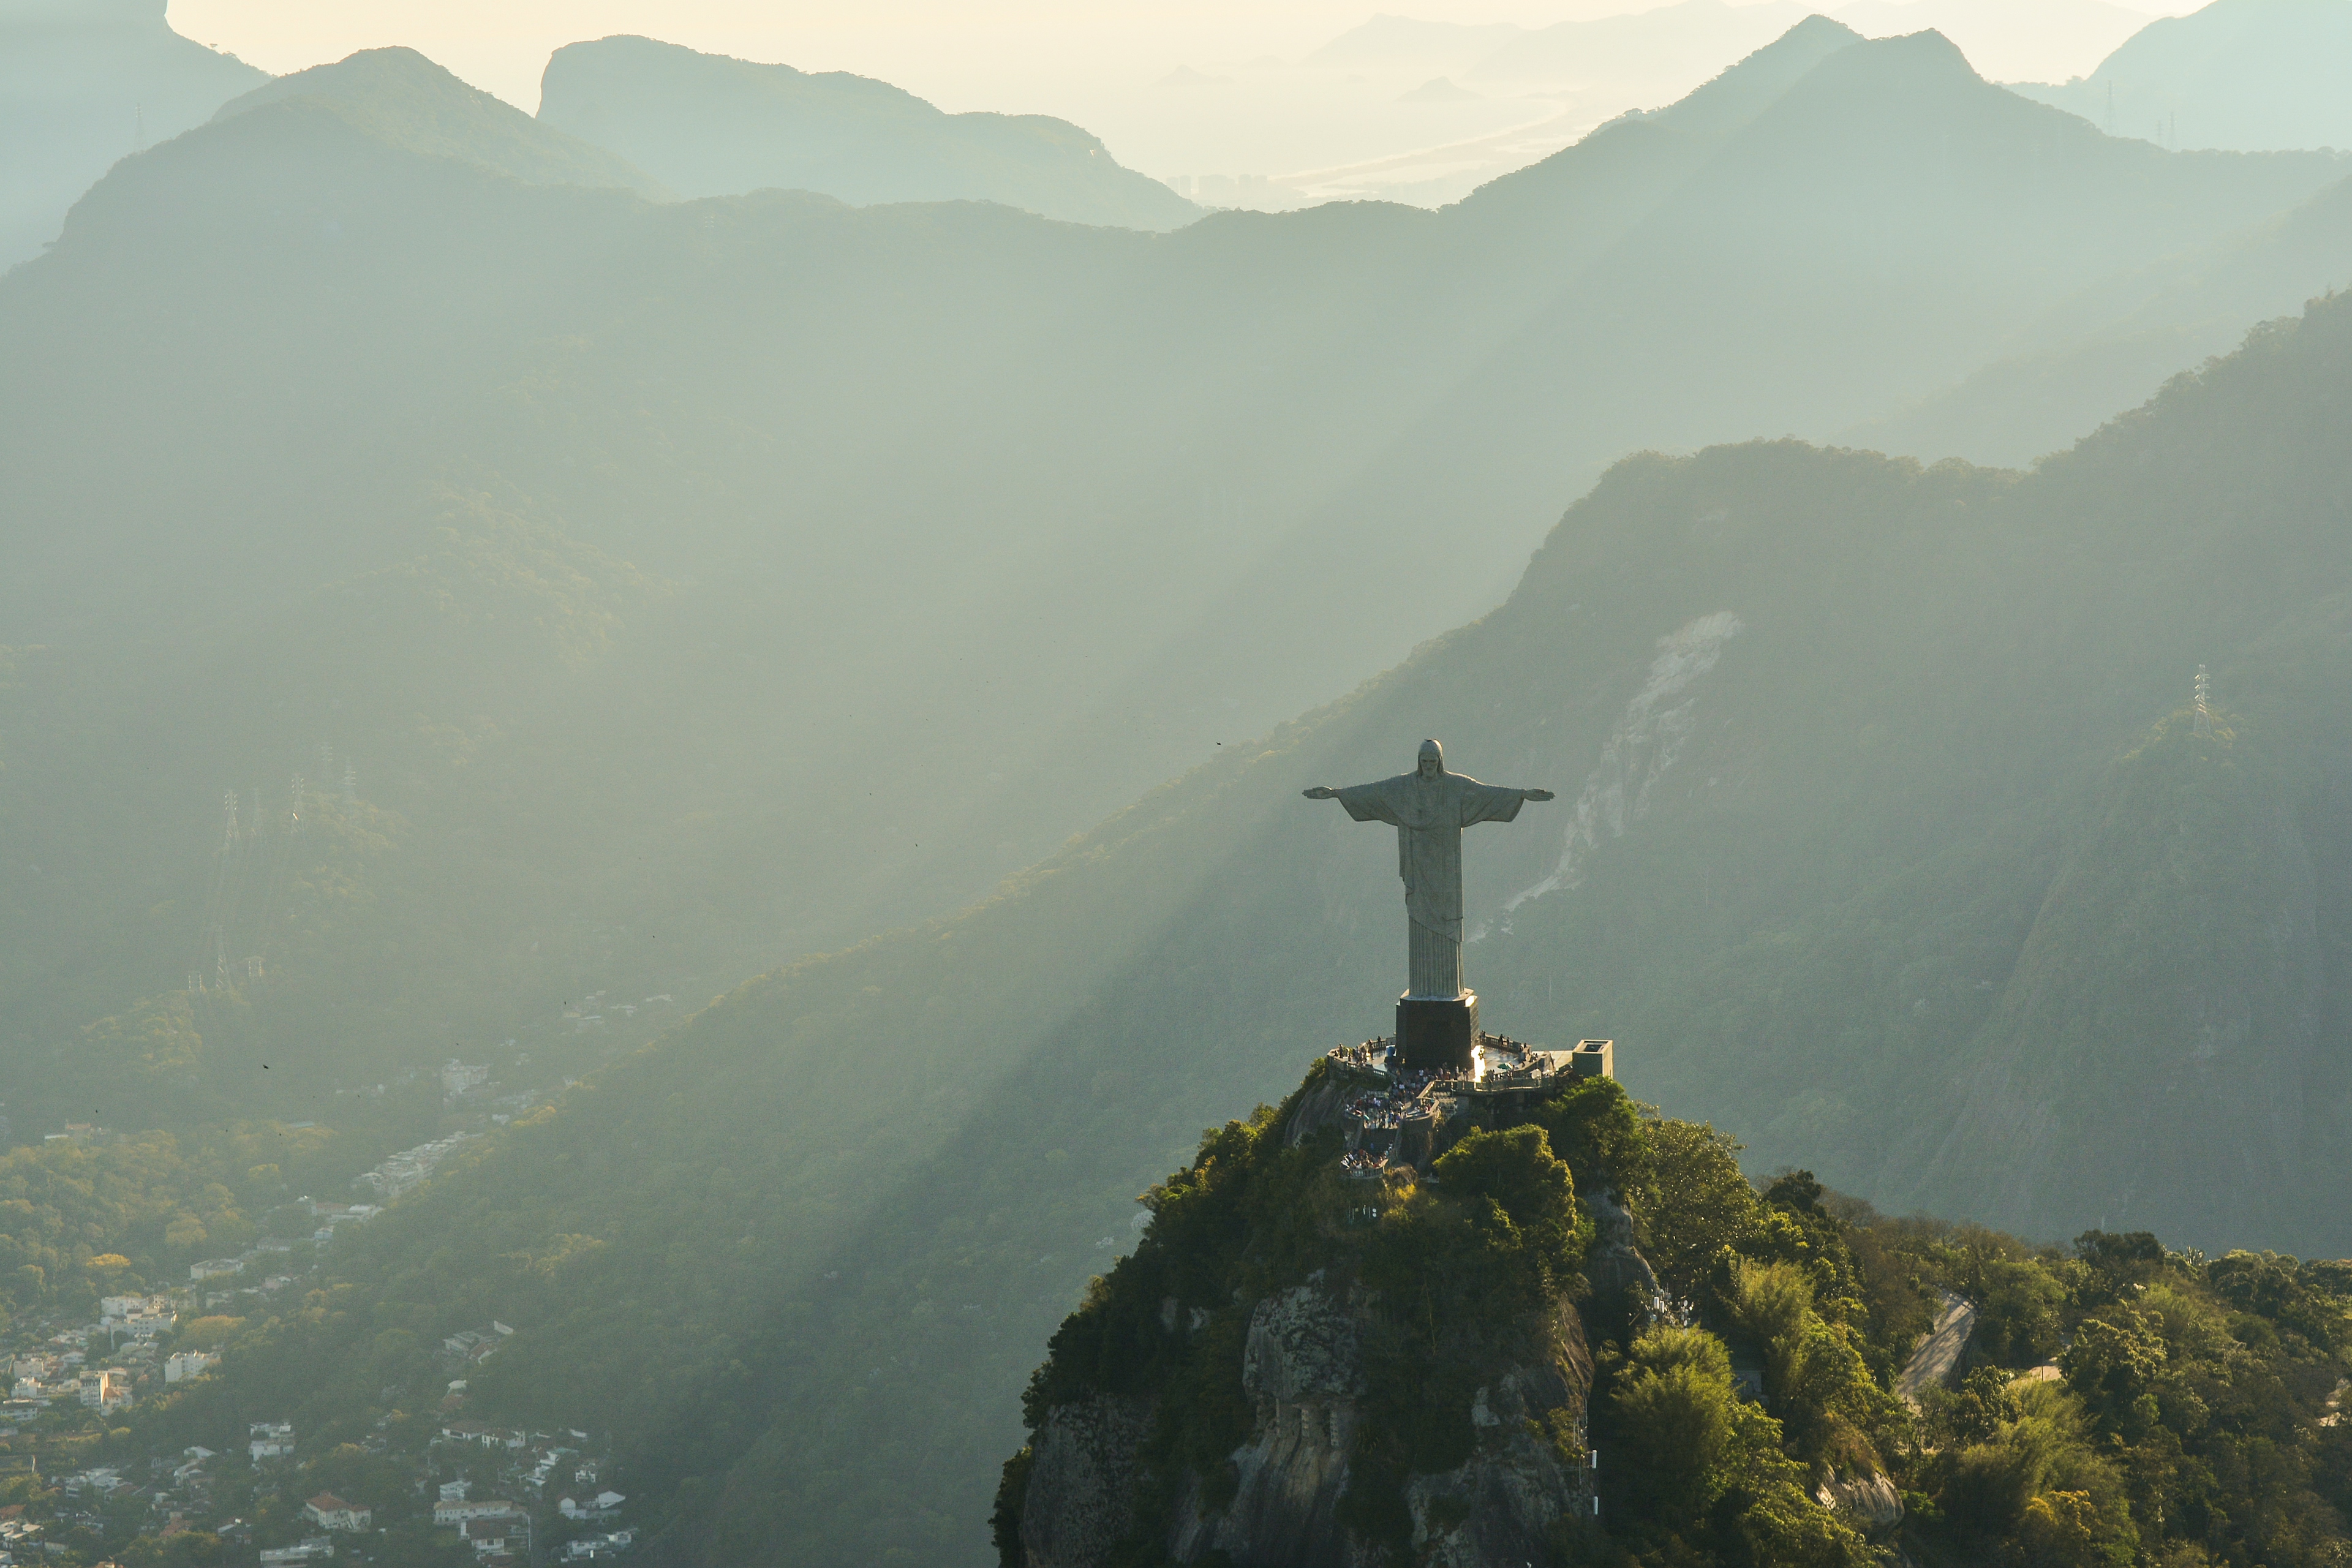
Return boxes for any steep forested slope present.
[214,47,668,198]
[1000,1070,2352,1568]
[0,0,265,268]
[9,25,2352,1169]
[146,288,2352,1565]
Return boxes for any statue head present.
[1417,739,1443,779]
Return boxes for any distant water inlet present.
[1499,610,1744,920]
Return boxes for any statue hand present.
[1522,788,1556,802]
[1302,786,1338,800]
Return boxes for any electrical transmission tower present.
[342,761,356,804]
[2193,665,2213,737]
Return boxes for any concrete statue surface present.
[1305,739,1552,1069]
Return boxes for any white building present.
[303,1493,372,1531]
[77,1368,129,1408]
[165,1349,218,1383]
[441,1060,490,1098]
[250,1420,295,1460]
[559,1490,625,1521]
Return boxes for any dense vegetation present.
[1000,1064,2352,1566]
[38,276,2352,1565]
[14,15,2352,1568]
[10,17,2350,1168]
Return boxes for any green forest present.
[16,282,2352,1564]
[11,5,2352,1566]
[1003,1066,2352,1566]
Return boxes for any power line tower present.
[219,790,239,854]
[2193,665,2214,737]
[342,761,356,804]
[290,772,306,830]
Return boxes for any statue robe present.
[1330,767,1530,998]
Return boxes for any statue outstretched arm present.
[1521,788,1556,801]
[1302,786,1338,799]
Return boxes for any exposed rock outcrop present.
[1008,1058,1642,1567]
[1581,1185,1665,1315]
[1170,1281,1370,1565]
[1403,1302,1595,1568]
[1019,1393,1155,1568]
[1815,1465,1904,1534]
[1164,1283,1591,1567]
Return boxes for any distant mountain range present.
[2015,0,2352,151]
[9,21,2352,1136]
[216,47,668,198]
[1306,0,2153,108]
[538,34,1199,231]
[165,284,2352,1566]
[0,0,264,268]
[17,9,2352,1564]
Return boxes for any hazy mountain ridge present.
[17,12,2352,1565]
[121,287,2352,1565]
[0,0,265,268]
[12,17,2352,1210]
[2014,0,2352,151]
[538,34,1197,230]
[215,46,670,198]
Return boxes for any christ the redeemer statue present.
[1305,739,1553,1070]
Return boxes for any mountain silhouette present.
[537,34,1197,230]
[11,20,2352,1165]
[152,287,2352,1567]
[2015,0,2352,151]
[0,0,265,266]
[216,46,669,197]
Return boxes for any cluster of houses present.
[352,1130,478,1200]
[10,1355,130,1414]
[189,1200,385,1289]
[0,1510,44,1561]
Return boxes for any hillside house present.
[257,1540,335,1565]
[558,1490,624,1521]
[249,1422,294,1461]
[303,1493,371,1531]
[77,1369,129,1409]
[456,1513,526,1558]
[432,1498,522,1526]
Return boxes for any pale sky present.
[167,0,2206,183]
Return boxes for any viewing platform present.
[1319,1035,1615,1174]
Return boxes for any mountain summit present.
[215,47,668,197]
[538,34,1198,230]
[0,0,265,266]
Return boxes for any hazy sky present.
[167,0,2206,181]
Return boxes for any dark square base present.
[1396,991,1478,1074]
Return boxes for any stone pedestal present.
[1395,991,1478,1074]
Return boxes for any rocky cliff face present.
[1001,1067,1608,1568]
[1017,1276,1593,1568]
